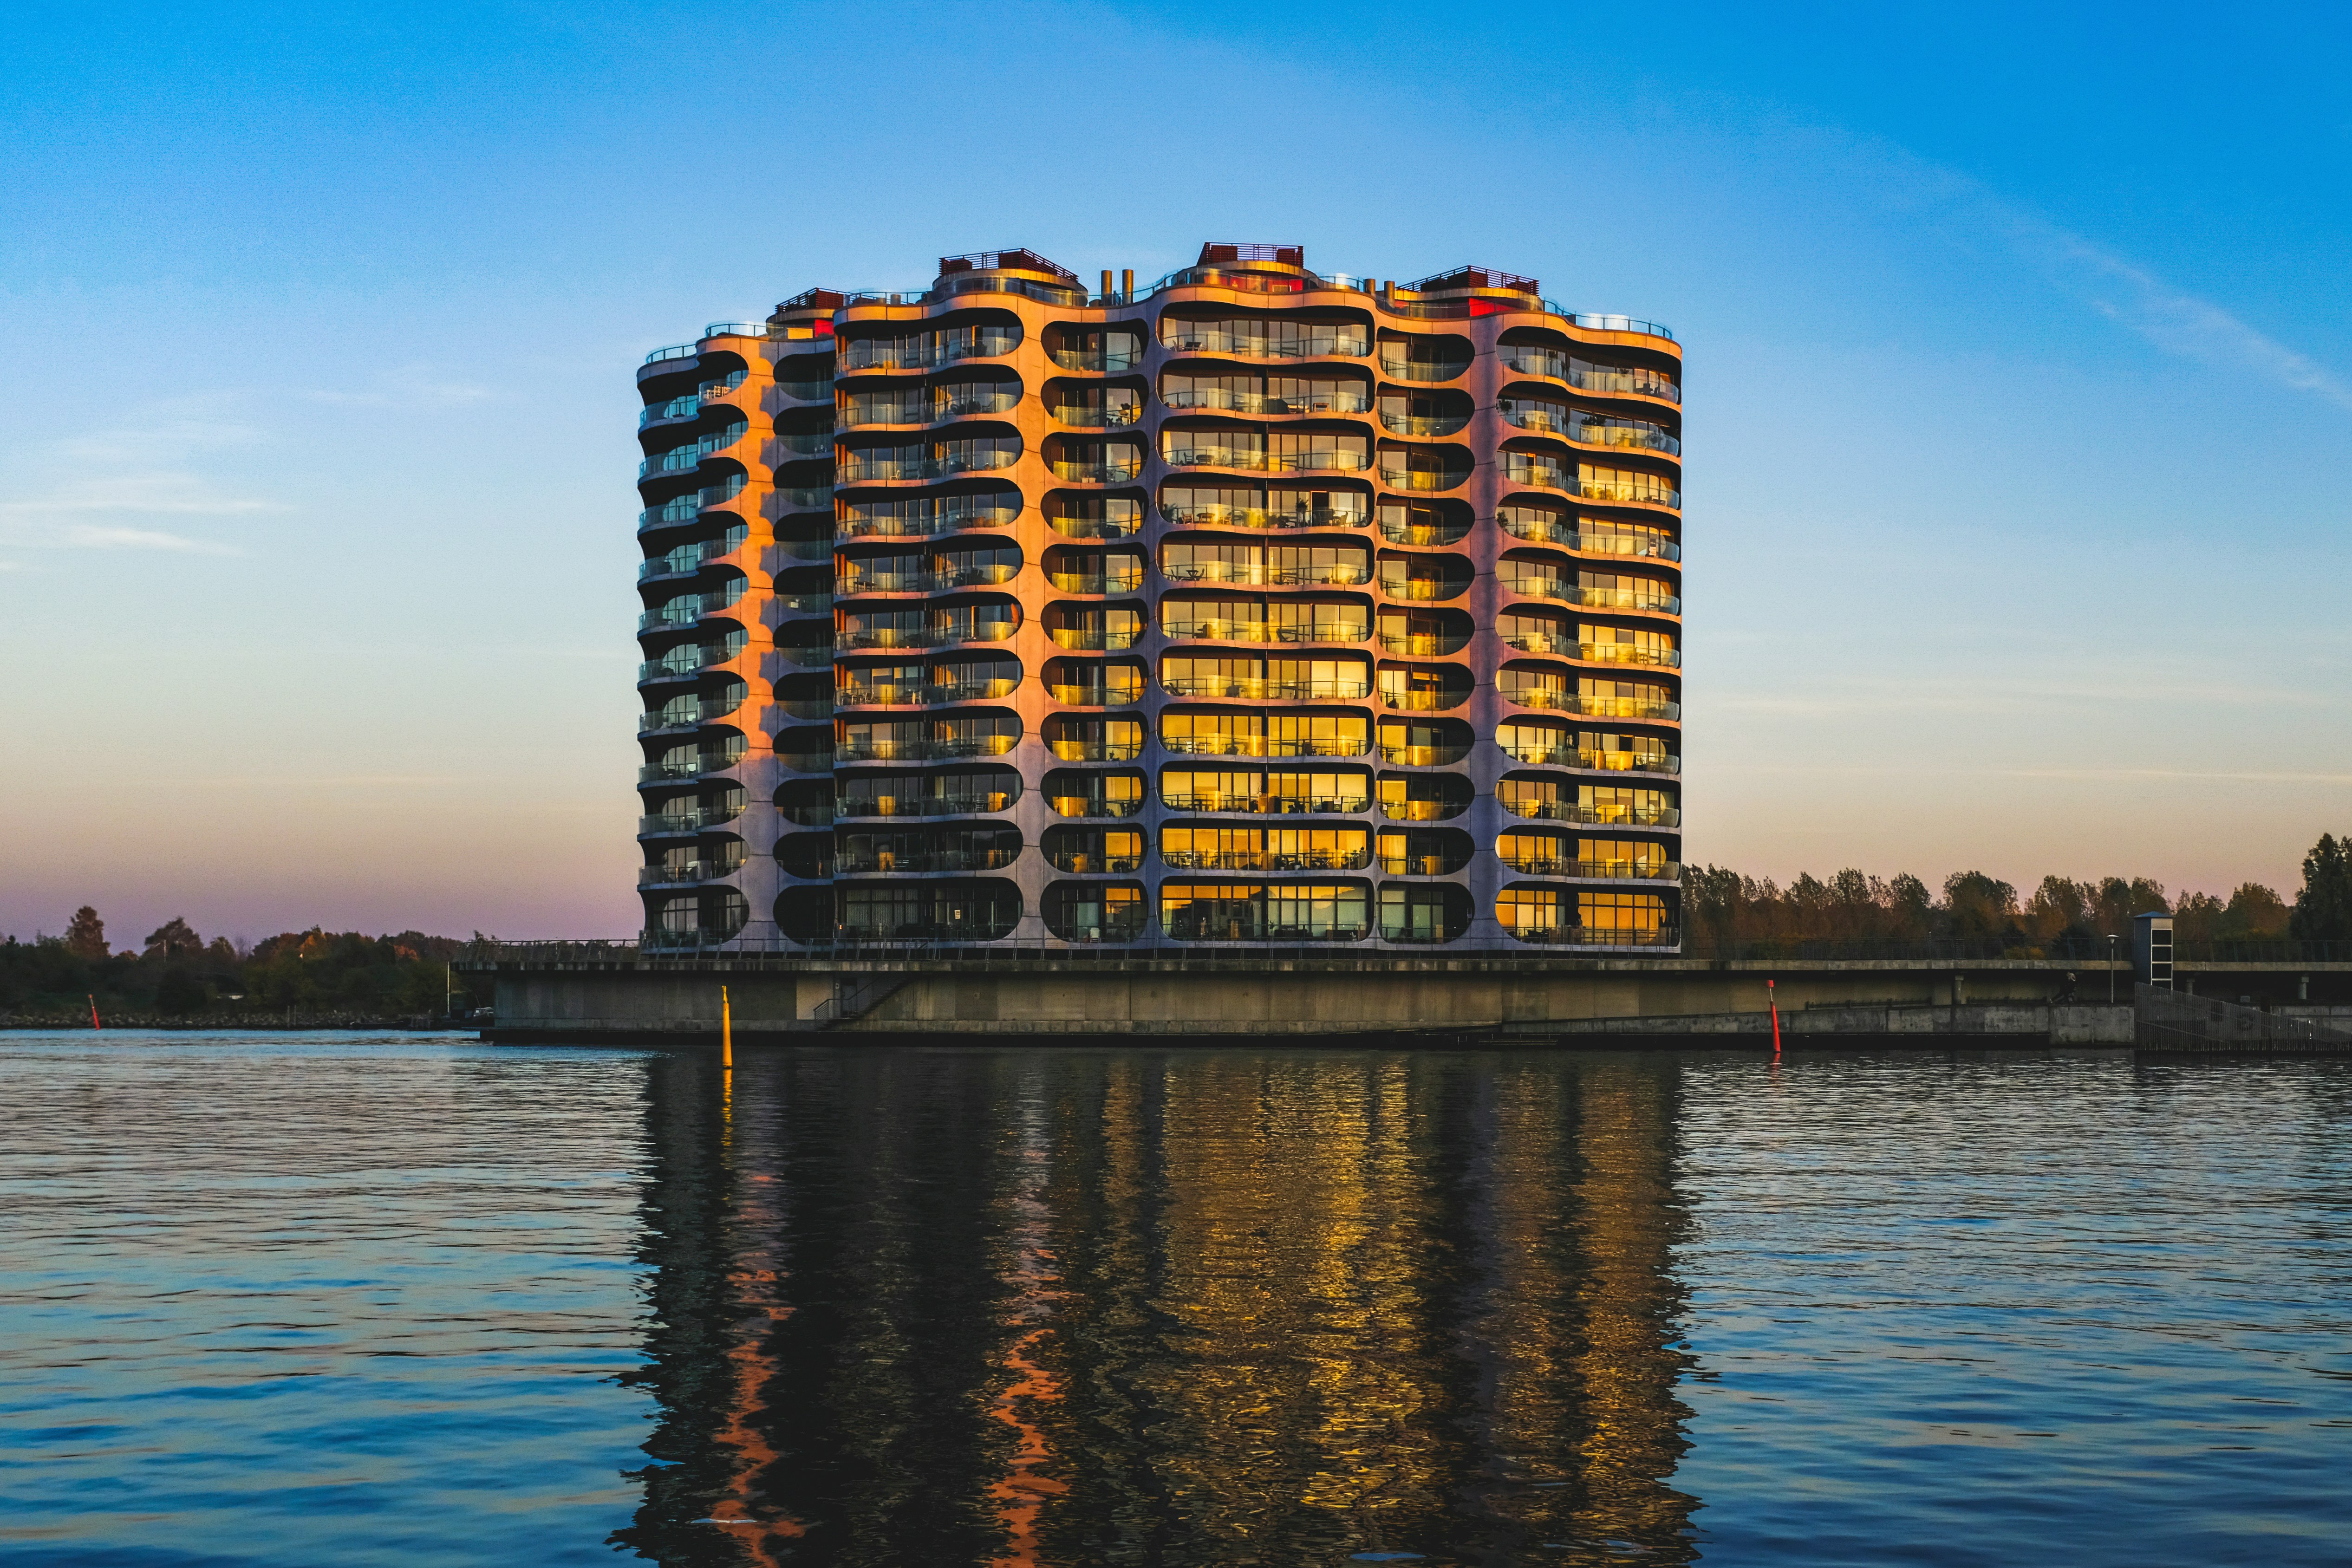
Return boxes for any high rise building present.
[634,244,1682,953]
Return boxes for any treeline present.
[0,910,479,1021]
[1682,832,2352,957]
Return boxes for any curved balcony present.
[640,395,699,429]
[837,449,1019,484]
[1047,792,1147,820]
[837,677,1019,708]
[1161,789,1370,816]
[1159,502,1368,532]
[1376,462,1469,492]
[1050,346,1146,374]
[1162,444,1370,475]
[1502,800,1681,828]
[1160,735,1370,760]
[769,431,835,460]
[836,790,1021,820]
[1498,514,1681,560]
[1501,349,1681,403]
[1376,411,1470,438]
[1378,689,1469,712]
[1047,568,1147,594]
[1378,851,1471,876]
[1161,327,1370,360]
[836,848,1021,875]
[1049,739,1146,762]
[1500,743,1681,774]
[1376,513,1471,547]
[774,378,832,403]
[1048,680,1146,707]
[838,328,1019,373]
[1501,578,1681,614]
[638,751,746,784]
[775,592,833,614]
[1161,849,1373,874]
[839,498,1020,539]
[838,564,1019,596]
[1376,631,1470,657]
[638,806,741,837]
[834,623,1016,652]
[1045,849,1147,875]
[1377,574,1469,602]
[1161,618,1371,645]
[1500,458,1681,509]
[1376,356,1470,384]
[1378,742,1472,766]
[1502,922,1679,949]
[638,857,746,888]
[1501,855,1682,881]
[1160,676,1370,701]
[836,735,1019,763]
[774,645,836,667]
[637,584,749,633]
[1501,689,1681,721]
[1161,387,1373,417]
[1160,560,1368,587]
[777,748,835,773]
[1050,457,1145,484]
[1050,402,1144,429]
[1048,626,1141,651]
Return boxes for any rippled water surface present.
[2,1034,2347,1566]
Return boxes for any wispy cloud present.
[0,394,282,553]
[54,524,239,554]
[300,366,495,409]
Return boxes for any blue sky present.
[2,0,2345,941]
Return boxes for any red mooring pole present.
[89,994,101,1031]
[1768,979,1782,1057]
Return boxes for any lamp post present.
[2106,934,2117,1004]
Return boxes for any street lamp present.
[2106,933,2118,1004]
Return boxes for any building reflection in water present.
[612,1051,1699,1566]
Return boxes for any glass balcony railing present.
[1498,515,1681,560]
[774,645,836,666]
[1162,618,1370,644]
[1161,790,1369,816]
[638,806,742,836]
[1050,346,1145,373]
[1500,578,1681,614]
[838,500,1021,539]
[1050,458,1145,483]
[1499,800,1681,827]
[1046,625,1141,651]
[1378,689,1469,711]
[1377,411,1469,437]
[1045,851,1147,874]
[1504,923,1681,948]
[1496,636,1680,668]
[1376,357,1469,383]
[1500,350,1681,403]
[1500,690,1681,721]
[1377,575,1468,601]
[1500,856,1681,881]
[1049,739,1146,761]
[637,752,745,783]
[769,431,834,459]
[1051,403,1144,428]
[1376,515,1471,547]
[1377,631,1469,656]
[839,330,1019,371]
[837,792,1019,819]
[638,424,750,476]
[1163,328,1370,360]
[1376,465,1468,492]
[838,449,1018,483]
[1160,677,1371,701]
[637,857,746,887]
[1378,742,1471,766]
[836,849,1020,874]
[1160,388,1373,416]
[836,623,1016,651]
[640,396,699,428]
[837,678,1019,707]
[1160,503,1367,532]
[1379,852,1470,876]
[844,390,1022,427]
[1500,745,1680,774]
[1164,446,1368,474]
[1160,735,1370,759]
[1161,561,1368,587]
[1048,569,1146,594]
[1160,849,1372,873]
[1500,461,1681,508]
[1049,794,1147,819]
[775,379,832,402]
[838,565,1019,595]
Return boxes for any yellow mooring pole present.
[721,984,733,1071]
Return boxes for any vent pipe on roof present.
[1122,269,1134,302]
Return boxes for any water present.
[2,1035,2347,1566]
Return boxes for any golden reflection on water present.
[617,1051,1698,1567]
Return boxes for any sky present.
[2,0,2347,943]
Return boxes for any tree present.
[64,907,107,959]
[2217,883,2289,941]
[144,917,203,958]
[2290,833,2352,942]
[1942,871,2020,940]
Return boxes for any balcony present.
[1377,513,1471,547]
[775,378,832,403]
[1379,852,1470,876]
[838,678,1019,707]
[1502,690,1680,721]
[638,806,741,836]
[1500,745,1681,774]
[1501,578,1681,614]
[836,848,1020,875]
[836,735,1018,763]
[1162,790,1369,816]
[838,449,1018,484]
[640,396,699,429]
[1045,850,1147,874]
[1162,327,1369,359]
[1505,923,1680,948]
[638,857,746,887]
[1378,574,1467,602]
[1376,463,1467,492]
[1501,856,1682,881]
[1377,631,1469,656]
[1049,794,1147,819]
[1161,735,1370,759]
[778,749,835,772]
[1163,445,1368,474]
[1048,568,1146,594]
[1376,411,1469,438]
[1376,356,1469,383]
[638,423,750,477]
[1050,345,1146,374]
[836,623,1016,651]
[1162,618,1369,645]
[1160,560,1367,587]
[839,500,1021,539]
[1160,677,1370,701]
[1500,349,1681,403]
[1049,739,1145,761]
[775,645,836,666]
[839,565,1019,595]
[1160,503,1368,532]
[839,329,1019,372]
[1498,515,1681,560]
[1378,742,1471,766]
[837,792,1018,819]
[1161,388,1372,416]
[1050,457,1145,484]
[638,752,745,784]
[1378,689,1468,712]
[1161,849,1373,873]
[637,587,748,633]
[1499,801,1681,827]
[1051,403,1144,428]
[1049,683,1145,707]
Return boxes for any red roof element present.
[1408,265,1539,296]
[1198,242,1304,267]
[936,249,1079,282]
[774,288,846,313]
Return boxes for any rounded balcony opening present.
[1378,716,1472,767]
[837,708,1019,764]
[837,537,1022,597]
[1046,432,1145,486]
[1375,331,1472,384]
[1160,312,1370,363]
[1376,606,1472,658]
[1043,881,1148,943]
[1375,498,1472,547]
[835,764,1020,820]
[1044,491,1147,540]
[1159,650,1370,703]
[837,878,1021,943]
[1045,322,1145,375]
[1376,442,1472,494]
[1044,600,1143,652]
[839,485,1022,542]
[1042,768,1147,819]
[1160,480,1372,535]
[1044,656,1147,709]
[643,886,748,949]
[1160,591,1370,647]
[1043,541,1147,595]
[1042,824,1146,876]
[776,727,834,773]
[1375,388,1472,439]
[775,830,836,880]
[837,651,1020,709]
[1376,551,1472,602]
[1376,663,1473,713]
[1161,536,1368,589]
[774,777,835,828]
[1159,367,1373,419]
[1378,826,1473,877]
[1379,882,1471,943]
[1161,879,1371,943]
[1044,713,1144,763]
[840,370,1023,429]
[836,823,1021,876]
[1161,706,1369,760]
[838,312,1021,375]
[837,593,1020,654]
[1044,376,1145,429]
[775,890,832,943]
[1161,822,1371,874]
[1160,421,1368,478]
[1498,885,1675,948]
[1497,605,1573,658]
[838,428,1020,487]
[1378,771,1472,822]
[640,784,746,839]
[1161,762,1371,816]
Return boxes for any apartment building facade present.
[633,243,1683,952]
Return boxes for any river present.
[2,1033,2346,1565]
